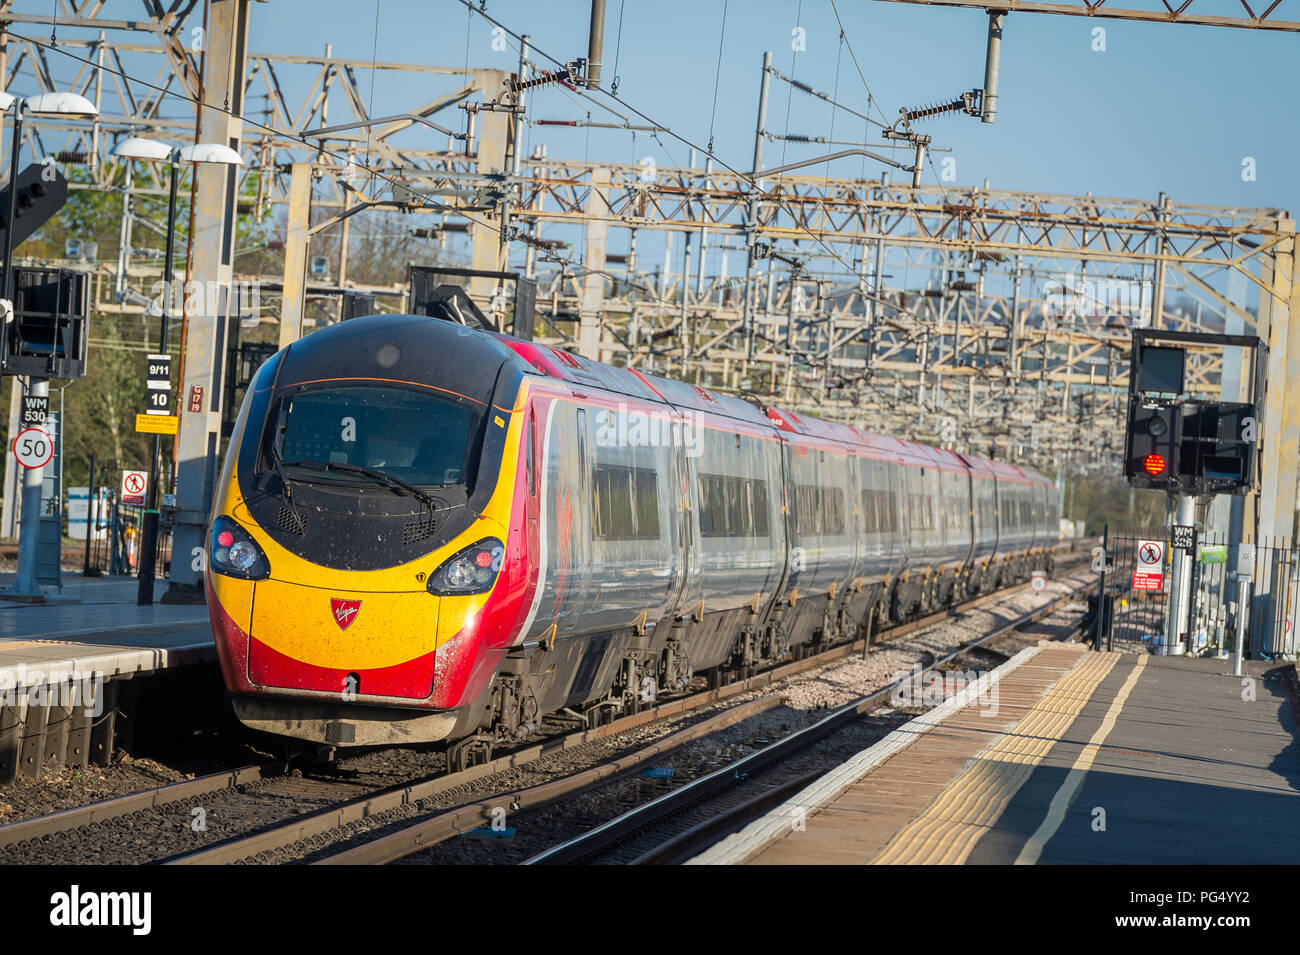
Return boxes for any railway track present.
[276,573,1091,865]
[0,558,1088,864]
[523,590,1089,865]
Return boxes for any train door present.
[848,455,867,587]
[567,405,596,632]
[889,460,910,577]
[770,435,796,607]
[991,476,1003,561]
[958,469,975,568]
[672,417,703,622]
[523,403,540,589]
[875,458,899,577]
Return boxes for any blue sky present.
[246,0,1297,216]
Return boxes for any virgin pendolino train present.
[207,313,1060,768]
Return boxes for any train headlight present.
[209,516,271,581]
[428,538,504,596]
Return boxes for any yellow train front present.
[206,314,534,748]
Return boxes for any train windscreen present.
[277,386,480,488]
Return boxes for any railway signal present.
[1123,331,1265,498]
[1125,401,1180,490]
[1122,329,1268,658]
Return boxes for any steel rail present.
[0,762,282,848]
[313,578,1089,866]
[7,552,1083,863]
[522,588,1087,865]
[172,695,787,865]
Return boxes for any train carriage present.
[206,313,1060,766]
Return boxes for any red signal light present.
[1143,453,1166,476]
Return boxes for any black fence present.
[1094,526,1298,658]
[81,460,173,579]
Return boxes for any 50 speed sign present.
[11,427,53,469]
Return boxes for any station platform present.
[0,573,214,683]
[0,573,216,779]
[692,644,1300,865]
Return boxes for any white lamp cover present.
[178,142,244,165]
[110,136,174,161]
[0,92,15,111]
[24,91,99,117]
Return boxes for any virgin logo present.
[331,598,361,631]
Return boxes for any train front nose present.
[246,578,440,702]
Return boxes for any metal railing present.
[1094,525,1297,658]
[81,459,172,579]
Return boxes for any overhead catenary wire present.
[610,0,627,95]
[450,0,936,330]
[3,30,673,306]
[706,0,729,156]
[779,0,803,171]
[10,7,935,342]
[827,0,891,128]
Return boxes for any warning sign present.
[135,413,179,435]
[1133,538,1165,591]
[121,469,147,506]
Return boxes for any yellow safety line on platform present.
[873,651,1119,865]
[1013,654,1148,865]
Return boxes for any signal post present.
[1123,330,1266,656]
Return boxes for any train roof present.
[481,323,1053,484]
[273,313,516,410]
[495,335,777,432]
[496,338,668,406]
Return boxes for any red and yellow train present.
[207,313,1059,767]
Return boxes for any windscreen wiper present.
[283,458,441,509]
[261,446,295,500]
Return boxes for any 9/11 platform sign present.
[1133,539,1165,591]
[145,353,171,414]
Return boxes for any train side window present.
[576,408,587,480]
[697,474,770,538]
[593,462,660,540]
[750,480,770,538]
[698,474,716,536]
[860,489,876,534]
[825,487,845,536]
[634,468,660,538]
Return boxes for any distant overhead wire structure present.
[0,0,1291,494]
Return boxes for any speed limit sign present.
[11,427,53,469]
